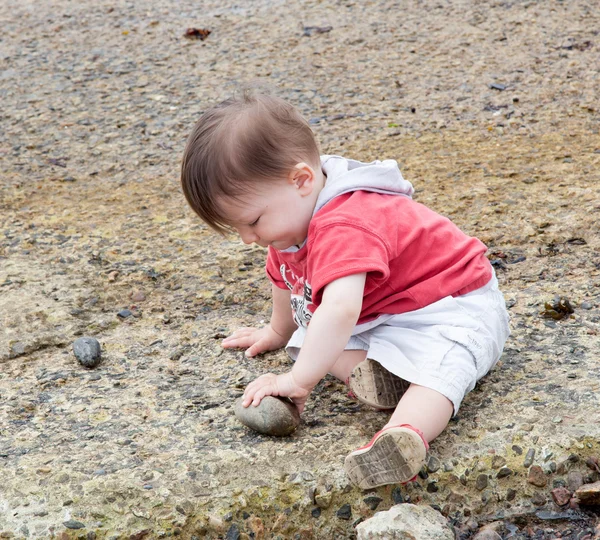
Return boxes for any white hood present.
[315,155,414,215]
[281,156,414,253]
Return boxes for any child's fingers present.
[242,373,276,406]
[222,336,253,349]
[251,385,273,407]
[223,328,254,341]
[245,341,266,357]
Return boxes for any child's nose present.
[239,228,258,245]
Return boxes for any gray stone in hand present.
[234,396,300,436]
[72,337,102,368]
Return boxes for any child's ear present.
[289,162,315,195]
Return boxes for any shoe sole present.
[348,359,410,409]
[344,427,427,489]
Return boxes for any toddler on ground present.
[180,92,510,489]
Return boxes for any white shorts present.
[286,274,511,413]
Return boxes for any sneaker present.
[344,424,428,489]
[347,359,410,410]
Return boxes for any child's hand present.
[243,371,312,414]
[222,325,289,357]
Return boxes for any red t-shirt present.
[266,190,492,326]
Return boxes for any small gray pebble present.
[234,396,300,436]
[476,474,488,491]
[63,520,85,530]
[73,337,102,368]
[427,455,441,473]
[524,448,536,467]
[581,301,593,310]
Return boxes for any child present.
[180,92,511,489]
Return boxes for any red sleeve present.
[307,223,391,306]
[265,246,288,290]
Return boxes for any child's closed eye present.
[249,217,260,227]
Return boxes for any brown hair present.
[181,92,320,234]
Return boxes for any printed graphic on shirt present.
[280,264,313,327]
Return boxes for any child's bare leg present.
[328,349,367,381]
[383,383,454,442]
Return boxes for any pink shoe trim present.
[345,377,357,400]
[355,423,430,453]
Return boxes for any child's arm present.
[222,284,297,357]
[243,272,367,412]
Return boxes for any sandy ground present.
[1,0,600,538]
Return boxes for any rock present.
[225,523,240,540]
[491,456,506,469]
[567,471,584,492]
[496,467,512,479]
[234,396,300,436]
[524,448,536,467]
[551,487,572,506]
[63,520,85,529]
[391,486,403,504]
[476,474,488,491]
[531,492,546,506]
[337,504,352,520]
[363,496,383,511]
[72,337,102,368]
[314,488,333,509]
[356,503,454,539]
[528,465,547,487]
[117,309,133,319]
[575,481,600,505]
[427,456,441,473]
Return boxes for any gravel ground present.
[1,0,600,538]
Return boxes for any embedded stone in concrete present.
[575,481,600,506]
[356,503,454,539]
[234,396,300,436]
[72,337,102,368]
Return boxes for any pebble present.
[524,448,536,467]
[581,301,593,310]
[567,471,584,492]
[497,467,512,479]
[391,486,403,504]
[117,309,132,319]
[528,465,547,487]
[476,474,488,491]
[234,396,300,436]
[72,337,102,368]
[363,496,383,511]
[575,481,600,505]
[225,523,240,540]
[314,489,333,509]
[427,455,441,473]
[531,492,546,506]
[336,504,352,520]
[311,507,321,518]
[491,456,506,469]
[551,487,572,506]
[63,520,85,529]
